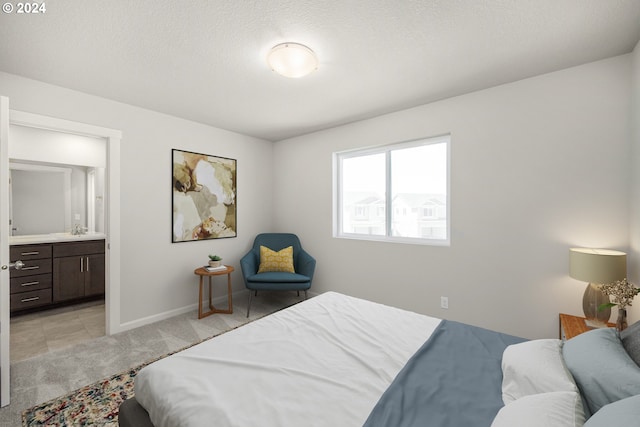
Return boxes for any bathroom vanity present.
[9,234,106,313]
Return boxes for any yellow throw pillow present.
[258,245,295,273]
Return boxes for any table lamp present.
[569,248,627,328]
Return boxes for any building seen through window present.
[334,135,449,245]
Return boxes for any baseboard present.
[117,290,248,333]
[116,288,320,334]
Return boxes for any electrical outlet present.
[440,296,449,309]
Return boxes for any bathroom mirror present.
[8,124,107,237]
[9,160,105,236]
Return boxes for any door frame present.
[0,97,10,406]
[9,110,122,336]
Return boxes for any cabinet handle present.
[20,281,39,287]
[86,257,90,272]
[21,266,39,271]
[80,257,84,273]
[20,251,39,256]
[21,297,39,303]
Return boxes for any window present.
[333,135,449,245]
[354,206,367,218]
[423,207,434,218]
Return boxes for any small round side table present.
[193,265,234,318]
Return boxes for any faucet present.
[72,224,88,235]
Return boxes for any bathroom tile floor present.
[10,300,105,362]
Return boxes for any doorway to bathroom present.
[0,101,121,406]
[8,124,108,361]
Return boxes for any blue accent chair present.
[240,233,316,317]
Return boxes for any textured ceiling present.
[1,0,639,141]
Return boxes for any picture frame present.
[172,149,237,242]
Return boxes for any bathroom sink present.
[10,232,106,245]
[47,232,106,239]
[10,234,55,241]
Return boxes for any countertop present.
[9,232,107,245]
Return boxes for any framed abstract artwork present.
[172,149,237,242]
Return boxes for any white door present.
[0,95,11,407]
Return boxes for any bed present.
[119,292,640,427]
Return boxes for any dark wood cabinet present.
[85,253,105,296]
[52,256,85,301]
[10,239,105,312]
[9,244,53,311]
[10,244,52,262]
[53,241,105,302]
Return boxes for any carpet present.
[22,346,176,427]
[22,327,241,426]
[21,301,298,426]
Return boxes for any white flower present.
[600,278,640,309]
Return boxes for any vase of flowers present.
[599,278,640,331]
[617,308,628,331]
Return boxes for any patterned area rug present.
[22,364,140,426]
[22,326,240,426]
[20,301,296,426]
[22,341,192,427]
[21,300,300,426]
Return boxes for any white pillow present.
[502,339,578,404]
[491,391,585,427]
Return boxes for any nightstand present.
[193,266,234,318]
[559,313,615,340]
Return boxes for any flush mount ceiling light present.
[267,42,318,78]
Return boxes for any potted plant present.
[208,254,222,268]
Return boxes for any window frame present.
[333,134,450,246]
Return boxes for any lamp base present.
[582,282,611,328]
[584,318,609,329]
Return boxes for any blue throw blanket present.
[363,320,526,427]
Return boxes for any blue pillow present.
[620,320,640,367]
[584,394,640,425]
[562,327,640,414]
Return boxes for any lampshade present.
[569,248,627,284]
[267,42,318,78]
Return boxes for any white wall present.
[1,52,634,338]
[273,55,632,340]
[629,41,640,321]
[0,71,274,326]
[10,124,106,167]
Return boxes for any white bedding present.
[135,291,441,427]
